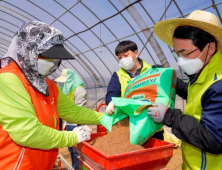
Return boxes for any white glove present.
[106,101,115,115]
[73,125,92,143]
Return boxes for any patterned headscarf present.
[1,21,64,96]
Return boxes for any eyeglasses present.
[172,48,199,59]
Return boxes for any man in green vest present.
[55,68,86,170]
[148,10,222,169]
[105,40,164,140]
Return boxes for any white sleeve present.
[73,86,87,106]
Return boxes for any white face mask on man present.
[119,53,136,70]
[176,44,209,75]
[38,59,55,76]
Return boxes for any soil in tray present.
[89,118,144,155]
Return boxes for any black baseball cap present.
[40,44,74,59]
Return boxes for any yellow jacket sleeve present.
[0,73,104,150]
[57,84,104,125]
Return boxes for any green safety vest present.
[67,88,76,102]
[182,50,222,170]
[116,59,151,97]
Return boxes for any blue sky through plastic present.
[0,0,222,89]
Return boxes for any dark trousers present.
[66,125,79,170]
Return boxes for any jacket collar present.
[190,50,221,85]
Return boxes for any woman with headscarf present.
[0,21,104,170]
[55,68,87,170]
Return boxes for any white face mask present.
[119,53,136,70]
[176,44,209,75]
[38,59,55,76]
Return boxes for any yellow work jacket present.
[182,51,222,170]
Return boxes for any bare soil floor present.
[166,148,183,170]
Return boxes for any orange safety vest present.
[0,61,59,169]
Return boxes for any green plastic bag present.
[101,67,176,145]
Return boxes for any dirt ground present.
[166,148,183,170]
[53,147,70,170]
[53,163,68,170]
